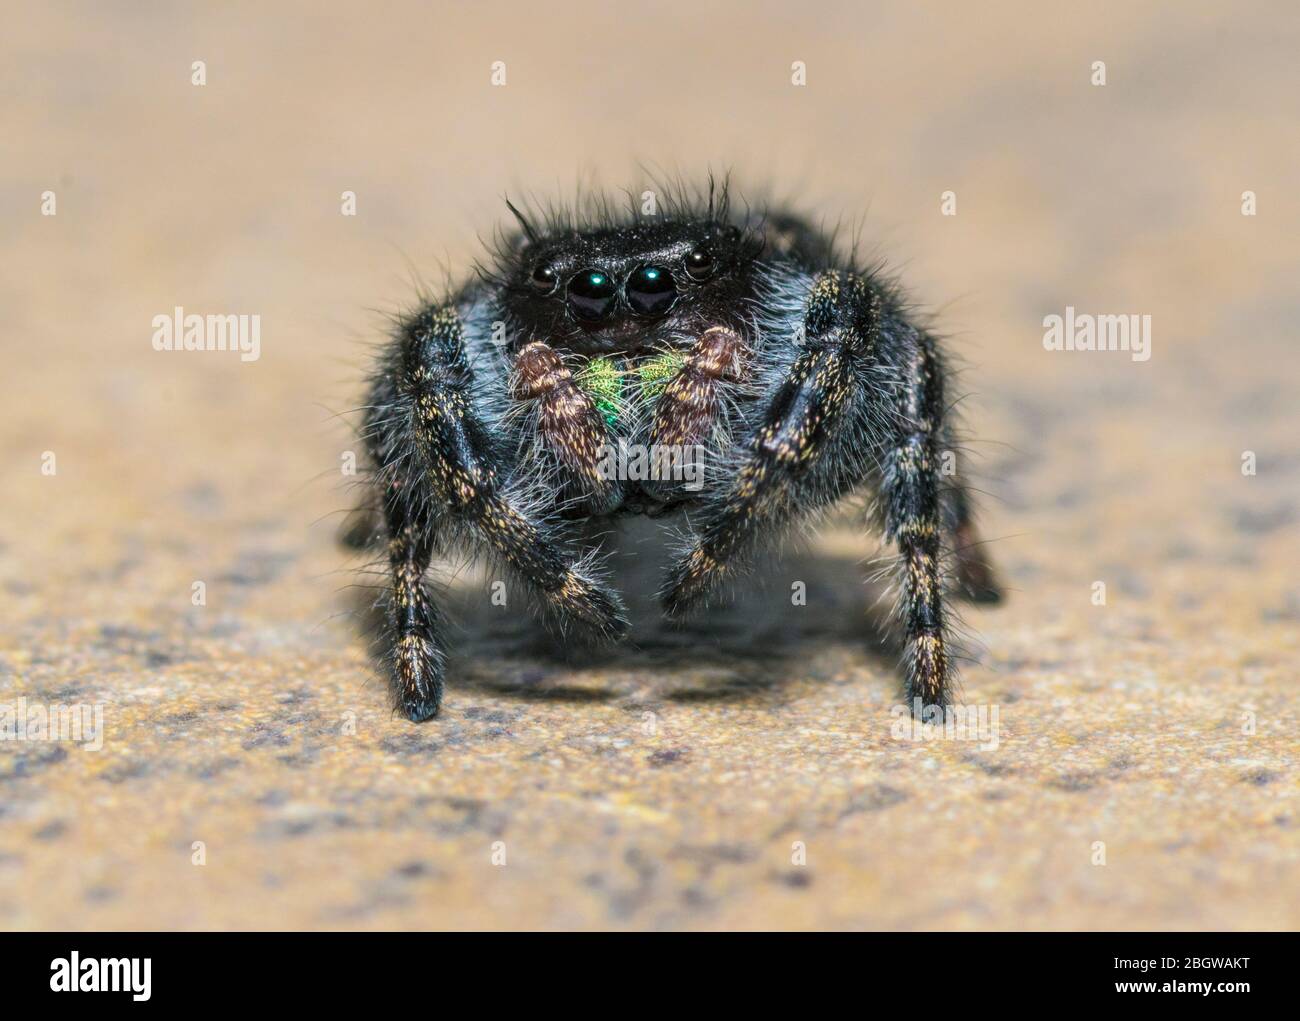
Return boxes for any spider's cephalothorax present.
[349,184,1002,721]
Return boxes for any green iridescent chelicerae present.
[574,353,688,427]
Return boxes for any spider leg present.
[882,329,958,708]
[660,272,876,615]
[368,305,629,719]
[940,454,1003,604]
[380,485,444,721]
[338,499,382,550]
[659,271,968,709]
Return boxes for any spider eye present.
[626,265,677,316]
[567,268,617,321]
[530,261,559,294]
[684,245,716,281]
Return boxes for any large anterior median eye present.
[626,265,677,316]
[567,268,617,321]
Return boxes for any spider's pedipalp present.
[649,326,743,447]
[511,340,620,514]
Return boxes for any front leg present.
[367,305,628,720]
[661,272,877,614]
[883,328,955,708]
[659,272,963,710]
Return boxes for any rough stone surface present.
[2,3,1296,929]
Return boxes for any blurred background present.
[1,1,1296,929]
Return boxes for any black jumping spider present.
[346,181,1001,721]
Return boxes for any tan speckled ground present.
[2,2,1297,930]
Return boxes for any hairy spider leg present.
[370,306,628,719]
[882,328,957,707]
[660,272,877,612]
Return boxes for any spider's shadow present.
[352,519,906,708]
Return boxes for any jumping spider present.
[347,182,1001,721]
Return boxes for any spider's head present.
[498,218,761,356]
